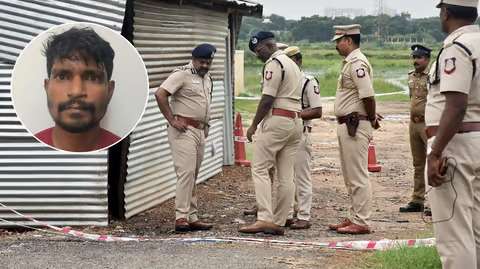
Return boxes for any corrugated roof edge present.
[156,0,263,17]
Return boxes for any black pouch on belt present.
[346,112,360,137]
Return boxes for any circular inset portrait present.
[11,22,149,153]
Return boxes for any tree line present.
[240,13,480,44]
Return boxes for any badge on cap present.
[356,68,366,78]
[252,37,258,45]
[265,71,273,80]
[444,57,456,75]
[314,85,320,95]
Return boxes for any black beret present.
[411,44,432,57]
[192,43,217,59]
[249,31,275,52]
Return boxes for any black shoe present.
[399,202,424,213]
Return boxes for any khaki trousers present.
[337,120,373,226]
[168,126,205,222]
[252,114,302,226]
[428,132,480,269]
[288,131,313,221]
[409,121,427,204]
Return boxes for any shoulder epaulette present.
[262,57,285,82]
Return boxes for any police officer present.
[239,31,303,235]
[284,46,323,229]
[426,1,480,268]
[155,44,216,232]
[242,46,323,228]
[399,45,432,213]
[328,24,380,235]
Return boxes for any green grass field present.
[240,45,415,99]
[360,246,442,269]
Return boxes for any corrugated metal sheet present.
[0,64,28,138]
[0,0,127,227]
[124,0,229,218]
[0,0,127,63]
[0,63,110,227]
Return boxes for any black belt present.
[337,114,369,124]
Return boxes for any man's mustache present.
[58,99,95,113]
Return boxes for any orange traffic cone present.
[368,139,381,172]
[234,112,251,167]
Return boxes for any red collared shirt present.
[35,127,121,151]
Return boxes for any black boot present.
[399,202,424,212]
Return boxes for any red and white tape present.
[185,237,436,251]
[0,202,143,242]
[0,202,435,250]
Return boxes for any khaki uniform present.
[161,62,213,222]
[426,25,480,269]
[408,69,429,204]
[335,48,374,226]
[252,50,303,226]
[288,73,322,221]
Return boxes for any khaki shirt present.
[408,69,429,117]
[262,50,302,112]
[426,25,480,126]
[334,48,375,117]
[301,73,322,127]
[161,62,213,123]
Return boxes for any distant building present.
[324,7,366,19]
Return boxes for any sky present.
[256,0,440,19]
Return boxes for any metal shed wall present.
[0,0,126,63]
[124,0,229,218]
[0,0,127,227]
[0,63,110,226]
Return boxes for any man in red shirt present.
[35,27,120,152]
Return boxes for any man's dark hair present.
[346,34,361,46]
[43,27,115,80]
[444,4,478,23]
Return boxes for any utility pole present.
[375,0,385,42]
[375,0,384,15]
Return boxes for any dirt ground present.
[0,101,434,268]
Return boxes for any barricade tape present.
[0,202,435,250]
